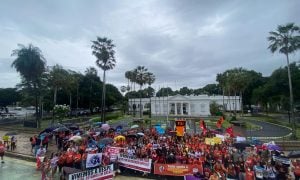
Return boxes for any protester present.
[41,156,50,180]
[0,140,5,163]
[30,135,37,153]
[30,120,295,180]
[36,146,46,170]
[50,153,59,179]
[10,135,16,151]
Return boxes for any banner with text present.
[107,147,122,162]
[68,164,113,180]
[154,163,203,176]
[86,153,102,168]
[118,154,152,173]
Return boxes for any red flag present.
[200,120,207,135]
[226,126,234,137]
[200,120,206,130]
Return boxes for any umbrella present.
[94,128,106,133]
[131,124,139,129]
[114,135,125,141]
[53,126,70,132]
[69,125,79,131]
[109,128,116,132]
[267,144,281,151]
[73,130,83,135]
[5,132,18,136]
[288,151,300,158]
[126,134,138,138]
[39,132,49,137]
[233,142,251,150]
[137,132,144,136]
[99,138,113,145]
[81,133,91,138]
[69,135,82,143]
[40,127,55,134]
[93,122,103,127]
[115,125,123,131]
[101,124,110,131]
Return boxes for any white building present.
[128,94,241,117]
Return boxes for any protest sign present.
[86,153,102,168]
[68,164,113,180]
[107,147,122,162]
[118,154,152,173]
[154,164,203,176]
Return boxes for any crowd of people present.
[25,122,300,180]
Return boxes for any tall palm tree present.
[91,37,116,122]
[125,71,133,115]
[145,72,155,118]
[134,66,152,118]
[268,23,300,138]
[11,44,46,128]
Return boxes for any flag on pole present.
[200,119,207,135]
[226,126,234,137]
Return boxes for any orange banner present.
[154,163,203,176]
[175,120,186,137]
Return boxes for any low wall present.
[275,141,300,151]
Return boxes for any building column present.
[175,102,177,115]
[181,102,183,115]
[188,103,191,115]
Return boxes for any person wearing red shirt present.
[73,152,82,169]
[65,150,74,167]
[0,141,5,163]
[57,152,66,173]
[293,160,300,180]
[245,168,255,180]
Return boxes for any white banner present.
[236,136,246,142]
[118,154,152,173]
[216,134,225,141]
[68,164,113,180]
[86,153,102,168]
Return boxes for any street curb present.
[4,151,36,162]
[243,118,293,140]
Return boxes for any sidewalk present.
[0,130,57,161]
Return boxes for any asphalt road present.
[245,120,292,137]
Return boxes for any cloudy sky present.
[0,0,299,91]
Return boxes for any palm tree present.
[145,72,155,118]
[268,23,300,138]
[91,37,116,122]
[133,66,152,118]
[11,44,46,128]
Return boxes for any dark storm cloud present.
[0,0,299,90]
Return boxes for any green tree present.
[133,66,152,118]
[156,87,173,97]
[268,23,300,138]
[0,88,21,106]
[11,44,46,128]
[210,101,221,116]
[91,37,116,122]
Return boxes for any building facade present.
[128,94,241,117]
